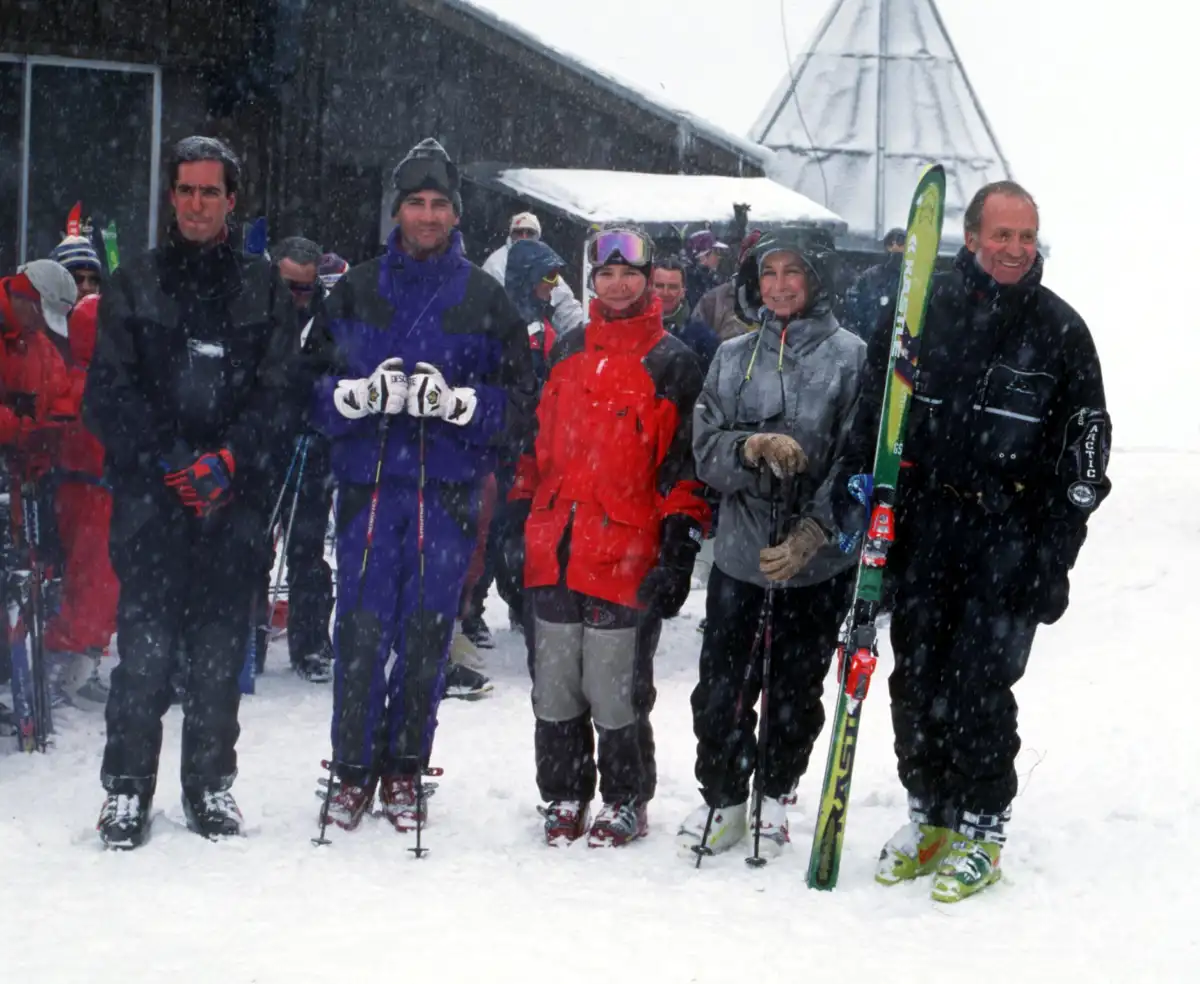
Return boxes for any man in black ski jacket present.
[854,181,1111,903]
[255,236,336,683]
[84,136,306,848]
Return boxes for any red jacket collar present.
[586,294,664,349]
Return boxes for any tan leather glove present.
[743,433,808,478]
[759,518,827,582]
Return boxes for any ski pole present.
[410,416,429,860]
[315,418,391,847]
[267,437,310,633]
[694,473,785,868]
[746,476,791,868]
[240,437,310,694]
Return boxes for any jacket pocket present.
[975,364,1055,471]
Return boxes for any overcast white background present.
[477,0,1198,450]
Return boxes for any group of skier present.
[0,131,1110,903]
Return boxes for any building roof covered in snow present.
[459,165,846,237]
[750,0,1012,250]
[416,0,771,172]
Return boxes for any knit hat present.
[50,234,102,274]
[318,253,349,290]
[391,138,462,215]
[686,229,728,260]
[509,212,541,238]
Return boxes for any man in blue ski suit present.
[308,139,536,833]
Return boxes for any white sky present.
[476,0,1199,449]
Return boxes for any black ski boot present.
[182,786,245,839]
[97,790,154,850]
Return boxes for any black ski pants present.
[284,434,334,662]
[528,577,661,807]
[888,492,1039,822]
[102,500,263,797]
[253,434,334,668]
[692,565,850,808]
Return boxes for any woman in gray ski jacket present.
[677,229,867,860]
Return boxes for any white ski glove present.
[407,362,477,426]
[332,358,408,419]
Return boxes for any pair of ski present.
[691,166,946,887]
[6,477,52,752]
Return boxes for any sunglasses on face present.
[541,272,560,285]
[284,280,315,294]
[74,272,101,288]
[511,228,538,239]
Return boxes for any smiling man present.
[306,137,536,837]
[84,135,304,849]
[849,180,1112,903]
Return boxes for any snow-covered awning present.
[461,164,848,237]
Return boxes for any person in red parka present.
[43,293,118,706]
[508,225,711,848]
[0,265,78,707]
[0,266,76,455]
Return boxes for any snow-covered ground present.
[2,451,1194,982]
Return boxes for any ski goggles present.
[587,229,652,268]
[392,157,459,200]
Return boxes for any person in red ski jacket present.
[508,225,710,848]
[0,266,77,461]
[43,293,119,705]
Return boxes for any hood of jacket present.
[505,239,567,324]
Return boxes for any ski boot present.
[748,793,792,859]
[97,791,154,850]
[324,776,378,831]
[443,661,493,700]
[182,786,245,839]
[676,801,747,859]
[292,650,333,683]
[539,800,590,846]
[461,614,495,650]
[931,838,1003,903]
[588,801,648,847]
[875,822,954,885]
[379,775,431,833]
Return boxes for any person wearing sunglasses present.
[679,228,866,860]
[242,235,339,686]
[306,137,537,836]
[50,232,104,299]
[482,211,542,286]
[508,225,711,848]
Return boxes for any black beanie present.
[391,138,462,215]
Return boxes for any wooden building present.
[0,0,768,271]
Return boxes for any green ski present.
[101,221,120,273]
[806,164,945,891]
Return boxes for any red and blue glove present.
[165,449,235,517]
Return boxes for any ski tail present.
[806,164,946,891]
[101,221,120,273]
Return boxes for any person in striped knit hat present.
[49,233,103,298]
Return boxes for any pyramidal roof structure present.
[750,0,1012,249]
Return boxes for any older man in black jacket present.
[857,181,1111,903]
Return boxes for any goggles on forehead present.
[392,157,458,199]
[588,229,652,268]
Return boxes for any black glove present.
[494,498,532,612]
[637,515,703,618]
[1024,521,1087,625]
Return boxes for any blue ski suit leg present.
[330,476,478,781]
